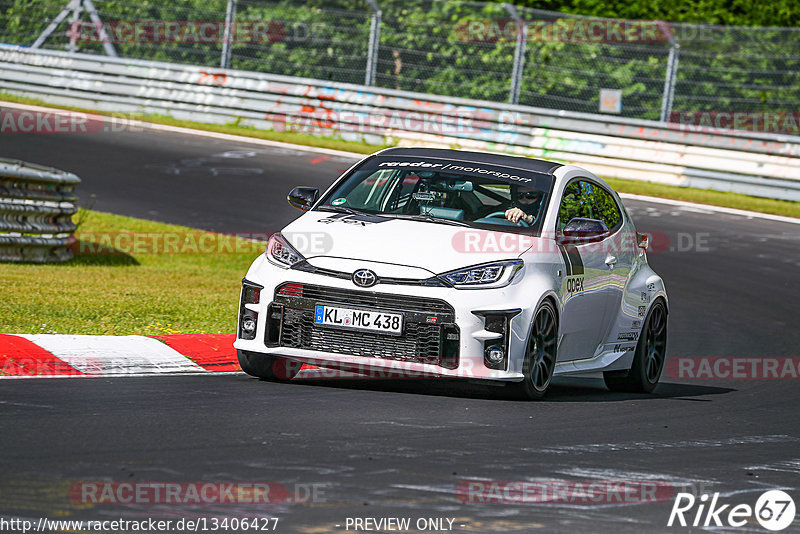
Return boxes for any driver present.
[505,185,544,224]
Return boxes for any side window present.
[557,181,593,232]
[557,180,622,233]
[591,184,622,230]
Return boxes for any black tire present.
[604,299,667,393]
[237,350,300,381]
[509,301,558,400]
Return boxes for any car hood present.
[281,211,530,276]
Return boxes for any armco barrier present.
[0,158,80,263]
[1,45,799,202]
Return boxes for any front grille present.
[272,283,459,369]
[284,283,453,315]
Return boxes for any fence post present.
[659,40,680,123]
[33,0,81,50]
[83,0,118,57]
[220,0,238,69]
[33,0,116,56]
[67,0,82,52]
[503,3,526,105]
[364,0,381,86]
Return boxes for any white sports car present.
[234,148,668,399]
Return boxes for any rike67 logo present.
[668,490,795,531]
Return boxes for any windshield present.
[316,156,554,233]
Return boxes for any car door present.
[588,184,632,343]
[555,180,619,361]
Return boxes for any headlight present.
[439,260,523,289]
[266,233,305,268]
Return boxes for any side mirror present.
[287,187,319,211]
[559,217,609,244]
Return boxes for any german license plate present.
[314,305,403,335]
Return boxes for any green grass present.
[0,209,257,335]
[2,92,798,218]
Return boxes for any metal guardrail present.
[0,157,80,263]
[1,45,799,202]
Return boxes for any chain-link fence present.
[2,0,799,123]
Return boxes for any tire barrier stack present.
[0,158,81,263]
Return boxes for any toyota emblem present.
[352,269,378,288]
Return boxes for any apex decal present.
[566,276,584,293]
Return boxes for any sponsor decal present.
[558,244,584,277]
[565,276,584,293]
[632,320,641,329]
[331,197,347,205]
[613,344,636,353]
[443,164,530,182]
[377,160,532,182]
[638,305,647,317]
[617,332,639,341]
[641,291,648,302]
[412,191,442,202]
[647,282,656,291]
[378,161,443,168]
[318,213,385,225]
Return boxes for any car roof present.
[377,147,563,175]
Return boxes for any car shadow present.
[282,375,734,402]
[544,376,734,402]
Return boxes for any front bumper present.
[233,255,539,381]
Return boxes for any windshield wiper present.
[389,213,471,227]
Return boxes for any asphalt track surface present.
[2,124,799,533]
